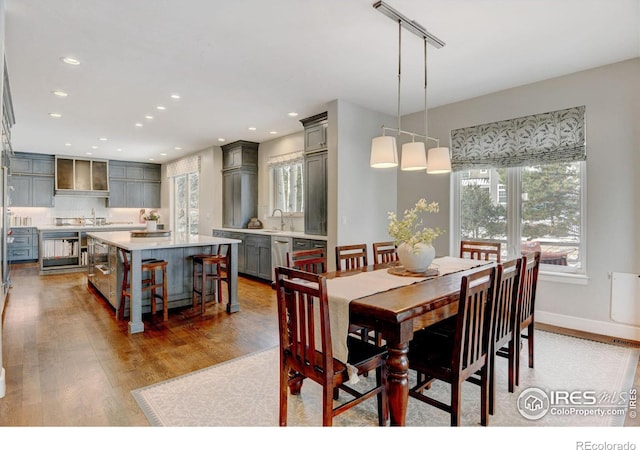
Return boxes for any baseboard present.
[537,310,640,347]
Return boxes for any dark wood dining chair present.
[286,248,326,274]
[372,241,398,264]
[335,244,368,271]
[274,266,388,426]
[460,240,501,263]
[408,266,497,426]
[485,257,522,413]
[513,251,541,386]
[119,248,168,322]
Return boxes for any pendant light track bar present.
[373,1,446,49]
[380,126,439,145]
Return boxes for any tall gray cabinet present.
[221,141,258,229]
[301,112,328,236]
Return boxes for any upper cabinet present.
[55,156,109,197]
[221,140,258,229]
[301,112,328,154]
[9,152,55,207]
[107,160,161,208]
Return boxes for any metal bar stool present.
[119,248,169,322]
[192,244,230,314]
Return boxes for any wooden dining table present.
[324,257,492,426]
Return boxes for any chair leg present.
[514,329,522,387]
[480,365,489,426]
[201,264,207,315]
[527,323,535,368]
[322,384,334,426]
[507,338,515,393]
[119,268,129,321]
[150,271,157,316]
[279,360,289,426]
[192,261,198,309]
[376,364,388,426]
[450,381,461,426]
[162,267,168,322]
[488,352,495,415]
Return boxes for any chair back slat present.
[287,248,326,274]
[460,240,501,263]
[453,267,496,376]
[518,251,540,327]
[335,244,368,271]
[492,258,522,349]
[373,241,398,264]
[276,267,333,378]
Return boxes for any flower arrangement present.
[387,198,443,248]
[143,210,160,221]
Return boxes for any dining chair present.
[274,266,388,426]
[460,240,501,263]
[372,241,398,264]
[513,251,541,386]
[119,248,168,322]
[484,257,522,414]
[335,244,368,271]
[286,248,326,274]
[408,266,497,426]
[192,244,231,314]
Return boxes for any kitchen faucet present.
[272,208,285,230]
[91,208,96,225]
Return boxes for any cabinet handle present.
[95,264,111,275]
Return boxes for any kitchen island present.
[86,231,241,334]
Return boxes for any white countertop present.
[87,231,241,251]
[213,227,327,241]
[37,224,147,232]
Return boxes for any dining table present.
[323,256,493,426]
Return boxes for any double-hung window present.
[269,151,304,214]
[451,106,587,275]
[167,155,200,236]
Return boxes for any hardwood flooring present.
[0,262,278,426]
[0,262,637,427]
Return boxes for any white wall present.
[400,58,640,340]
[332,99,398,269]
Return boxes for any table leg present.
[128,250,144,334]
[226,242,240,313]
[386,341,409,426]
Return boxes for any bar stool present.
[119,248,169,322]
[192,244,230,314]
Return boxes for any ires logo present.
[517,388,633,420]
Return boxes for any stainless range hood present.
[55,156,109,197]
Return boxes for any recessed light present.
[98,137,107,141]
[116,148,122,152]
[60,57,80,65]
[135,123,143,127]
[269,131,277,135]
[91,145,98,149]
[248,127,256,131]
[65,142,71,147]
[160,153,167,156]
[144,115,154,120]
[49,113,62,118]
[52,90,68,97]
[156,106,166,110]
[174,146,182,150]
[86,152,93,155]
[218,138,226,142]
[287,112,298,117]
[170,94,180,100]
[148,158,155,161]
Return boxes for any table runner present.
[326,256,490,365]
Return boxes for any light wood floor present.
[0,262,637,426]
[0,262,279,426]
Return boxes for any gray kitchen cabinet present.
[9,227,38,262]
[107,160,161,208]
[303,150,328,236]
[300,112,328,236]
[9,152,55,207]
[221,141,258,229]
[292,237,327,251]
[244,234,271,279]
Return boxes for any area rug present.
[131,330,638,427]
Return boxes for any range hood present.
[55,156,109,197]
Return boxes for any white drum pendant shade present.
[426,147,452,174]
[370,136,398,168]
[401,141,427,171]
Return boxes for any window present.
[454,161,585,273]
[167,155,200,236]
[450,106,587,274]
[269,152,304,214]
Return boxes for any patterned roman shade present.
[450,106,586,171]
[166,155,201,178]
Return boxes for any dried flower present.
[387,198,443,248]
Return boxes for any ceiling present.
[4,0,639,163]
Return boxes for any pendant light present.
[369,1,451,174]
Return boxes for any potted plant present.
[143,210,160,231]
[387,198,443,272]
